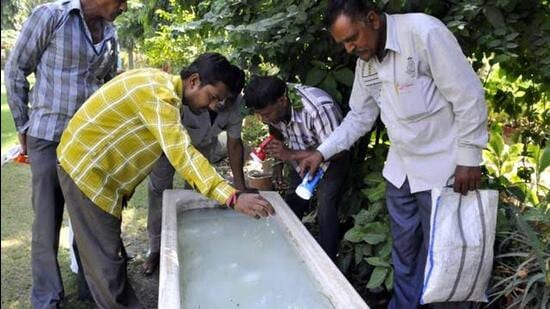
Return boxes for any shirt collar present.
[66,0,82,13]
[287,83,304,124]
[68,0,116,42]
[384,13,401,54]
[286,106,301,124]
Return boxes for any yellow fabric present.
[57,68,235,218]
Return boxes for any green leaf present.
[489,131,505,156]
[353,209,370,225]
[319,73,338,93]
[338,252,353,272]
[344,226,368,243]
[484,6,506,29]
[332,67,354,87]
[367,266,388,289]
[521,273,545,308]
[286,4,299,13]
[364,221,388,231]
[304,67,326,86]
[447,20,463,28]
[538,145,550,174]
[487,39,502,48]
[310,60,326,68]
[494,28,507,36]
[384,268,394,290]
[505,32,519,41]
[377,239,393,258]
[523,208,550,224]
[354,244,365,265]
[363,172,384,185]
[363,233,386,245]
[362,182,386,203]
[366,257,391,267]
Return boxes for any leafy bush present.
[483,125,549,308]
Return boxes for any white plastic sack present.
[421,188,499,304]
[1,145,22,166]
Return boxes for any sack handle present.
[445,175,455,187]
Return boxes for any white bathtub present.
[159,189,368,308]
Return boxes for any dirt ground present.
[127,252,159,308]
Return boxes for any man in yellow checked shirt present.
[56,53,275,308]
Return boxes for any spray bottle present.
[250,134,275,163]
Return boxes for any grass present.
[1,71,18,152]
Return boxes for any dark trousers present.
[58,166,142,309]
[387,179,475,309]
[27,136,65,309]
[147,154,176,253]
[284,152,350,260]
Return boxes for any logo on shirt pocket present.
[406,56,416,78]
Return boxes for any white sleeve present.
[422,24,488,166]
[317,59,380,159]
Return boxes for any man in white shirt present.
[300,1,488,308]
[244,76,349,261]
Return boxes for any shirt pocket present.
[394,80,429,121]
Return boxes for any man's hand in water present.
[234,193,275,218]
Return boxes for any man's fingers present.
[242,206,256,218]
[468,178,476,192]
[460,180,467,195]
[453,178,465,195]
[298,160,308,178]
[253,195,274,215]
[254,205,269,217]
[307,163,318,180]
[238,194,274,218]
[454,165,482,195]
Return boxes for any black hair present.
[227,64,245,97]
[243,75,287,110]
[180,53,241,92]
[324,0,380,28]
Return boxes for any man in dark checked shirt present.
[244,75,351,260]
